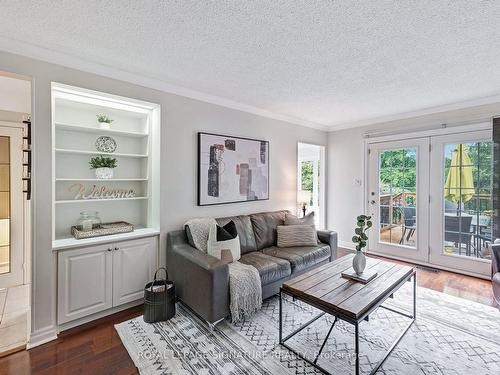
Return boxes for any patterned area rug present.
[116,284,500,374]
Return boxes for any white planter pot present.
[95,167,114,179]
[98,121,111,130]
[352,251,366,275]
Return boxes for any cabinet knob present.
[107,248,112,252]
[114,247,119,251]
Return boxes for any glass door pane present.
[378,148,417,248]
[368,137,429,263]
[0,136,10,274]
[442,141,493,259]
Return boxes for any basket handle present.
[150,267,168,291]
[153,267,168,281]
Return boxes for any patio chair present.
[444,215,473,256]
[399,207,416,244]
[473,216,492,255]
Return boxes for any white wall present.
[0,50,327,345]
[326,103,500,248]
[0,74,31,114]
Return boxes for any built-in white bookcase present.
[51,83,160,249]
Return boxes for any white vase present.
[98,122,110,130]
[95,167,113,179]
[353,251,366,275]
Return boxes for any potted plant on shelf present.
[96,114,113,129]
[89,156,117,179]
[351,215,372,275]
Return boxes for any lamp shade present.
[297,190,312,204]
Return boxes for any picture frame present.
[197,132,269,206]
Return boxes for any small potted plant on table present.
[351,215,372,275]
[96,114,113,129]
[89,156,117,179]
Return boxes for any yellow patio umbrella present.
[444,144,475,204]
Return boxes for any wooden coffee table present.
[279,254,416,375]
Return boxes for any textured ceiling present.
[1,1,500,129]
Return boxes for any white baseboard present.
[367,250,490,280]
[338,240,356,251]
[338,243,488,279]
[58,300,143,332]
[28,326,58,349]
[28,300,144,348]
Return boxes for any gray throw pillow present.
[277,224,318,247]
[285,212,315,226]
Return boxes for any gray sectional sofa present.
[492,243,500,306]
[166,210,338,326]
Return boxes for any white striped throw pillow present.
[277,224,318,247]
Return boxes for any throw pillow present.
[217,220,238,241]
[208,221,241,262]
[277,224,318,247]
[285,211,315,226]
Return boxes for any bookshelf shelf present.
[52,83,160,242]
[55,148,148,158]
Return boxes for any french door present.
[368,129,493,277]
[0,125,24,288]
[429,130,492,276]
[368,138,430,263]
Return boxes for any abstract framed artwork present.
[198,132,269,206]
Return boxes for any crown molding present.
[0,36,328,131]
[4,36,499,134]
[327,94,500,132]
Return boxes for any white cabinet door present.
[58,244,113,324]
[112,237,157,306]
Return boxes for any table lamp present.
[297,190,312,217]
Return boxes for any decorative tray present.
[71,221,134,239]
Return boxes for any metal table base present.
[279,273,416,375]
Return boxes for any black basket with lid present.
[143,267,176,323]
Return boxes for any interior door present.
[429,130,492,277]
[368,138,430,262]
[0,125,24,288]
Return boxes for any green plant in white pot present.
[96,114,113,130]
[89,156,117,179]
[351,215,372,275]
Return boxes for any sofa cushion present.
[262,244,331,273]
[216,215,257,254]
[239,252,291,286]
[250,210,287,250]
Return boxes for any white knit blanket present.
[184,218,262,322]
[184,218,216,253]
[228,261,262,323]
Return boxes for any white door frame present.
[297,142,326,229]
[367,137,430,262]
[429,130,492,277]
[0,122,25,288]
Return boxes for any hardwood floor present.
[0,251,496,375]
[338,247,497,307]
[0,305,143,375]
